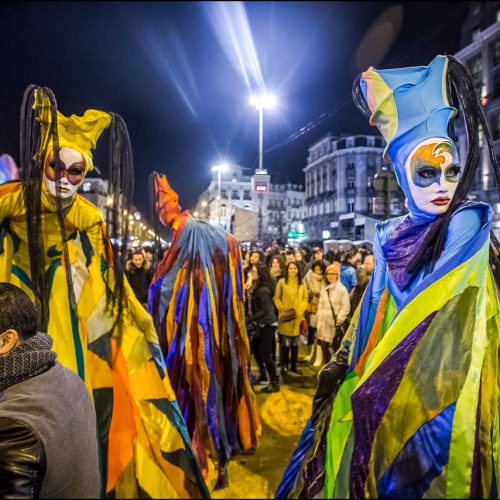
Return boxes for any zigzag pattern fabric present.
[149,215,261,488]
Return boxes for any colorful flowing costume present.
[1,87,209,498]
[277,55,500,498]
[149,174,261,488]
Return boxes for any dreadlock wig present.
[148,173,261,489]
[0,85,208,499]
[276,55,500,499]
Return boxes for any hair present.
[142,246,153,255]
[285,261,303,284]
[252,263,276,294]
[269,254,286,271]
[311,260,326,274]
[0,283,38,339]
[345,248,358,263]
[251,250,265,263]
[133,249,145,257]
[353,55,500,278]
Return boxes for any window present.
[347,180,355,189]
[347,201,355,213]
[354,136,367,147]
[232,190,239,200]
[220,206,227,217]
[492,114,500,140]
[346,163,355,180]
[468,55,483,97]
[337,139,346,150]
[221,189,227,199]
[493,39,500,67]
[243,190,251,200]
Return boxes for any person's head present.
[363,254,375,274]
[251,263,275,292]
[344,249,359,266]
[294,250,304,262]
[269,255,286,276]
[313,247,323,261]
[0,283,39,357]
[285,250,295,265]
[356,266,369,287]
[325,263,340,284]
[132,250,145,269]
[142,246,154,262]
[285,261,302,284]
[312,261,326,277]
[250,250,264,265]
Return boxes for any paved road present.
[212,350,318,499]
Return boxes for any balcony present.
[345,187,357,196]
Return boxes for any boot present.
[312,344,323,369]
[280,346,289,376]
[290,345,302,374]
[261,381,280,393]
[303,344,315,363]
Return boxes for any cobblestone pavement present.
[211,346,318,499]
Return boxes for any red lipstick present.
[431,196,450,206]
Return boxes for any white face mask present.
[404,138,461,216]
[43,147,86,199]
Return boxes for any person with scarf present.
[148,173,261,489]
[276,54,500,499]
[0,86,208,499]
[0,283,100,498]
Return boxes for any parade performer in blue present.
[276,54,500,499]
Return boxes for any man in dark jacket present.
[126,249,154,306]
[0,283,101,499]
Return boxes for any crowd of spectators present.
[242,241,375,392]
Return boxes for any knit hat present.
[326,262,340,277]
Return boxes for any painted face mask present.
[43,147,86,199]
[405,138,461,215]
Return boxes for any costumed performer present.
[276,54,500,499]
[148,173,261,489]
[0,85,209,499]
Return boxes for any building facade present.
[455,4,500,233]
[303,133,403,241]
[191,163,305,244]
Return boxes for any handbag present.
[279,308,297,322]
[328,289,346,351]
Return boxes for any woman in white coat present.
[315,262,350,365]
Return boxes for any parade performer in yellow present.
[277,55,500,499]
[148,173,261,489]
[0,85,209,498]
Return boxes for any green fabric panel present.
[333,426,355,499]
[11,264,33,291]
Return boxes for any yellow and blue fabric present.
[149,214,261,489]
[360,54,457,222]
[0,181,209,498]
[277,200,500,498]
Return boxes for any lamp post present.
[211,163,228,228]
[249,93,276,241]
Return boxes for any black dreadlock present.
[352,56,500,280]
[148,171,162,271]
[104,113,134,349]
[20,85,78,331]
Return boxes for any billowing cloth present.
[149,174,260,488]
[276,201,500,498]
[0,154,19,184]
[0,181,209,498]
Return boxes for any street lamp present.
[211,163,229,228]
[249,93,276,172]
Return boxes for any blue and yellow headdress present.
[358,55,458,219]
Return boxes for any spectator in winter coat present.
[269,254,286,285]
[247,264,280,393]
[126,249,154,306]
[316,262,350,365]
[340,249,359,292]
[274,262,308,376]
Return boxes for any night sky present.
[0,1,469,217]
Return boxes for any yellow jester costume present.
[0,86,209,498]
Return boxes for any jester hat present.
[34,88,111,173]
[359,55,458,217]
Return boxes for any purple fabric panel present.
[383,217,436,291]
[299,424,329,499]
[350,313,435,499]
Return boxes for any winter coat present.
[274,276,308,337]
[316,281,350,343]
[303,270,325,329]
[248,285,277,327]
[0,361,100,498]
[126,262,154,304]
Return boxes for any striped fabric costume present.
[149,174,261,489]
[0,87,209,498]
[277,55,500,498]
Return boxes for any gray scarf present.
[0,332,57,392]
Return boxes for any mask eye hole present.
[446,165,462,179]
[416,167,439,179]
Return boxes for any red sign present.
[255,183,268,192]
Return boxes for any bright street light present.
[248,93,277,171]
